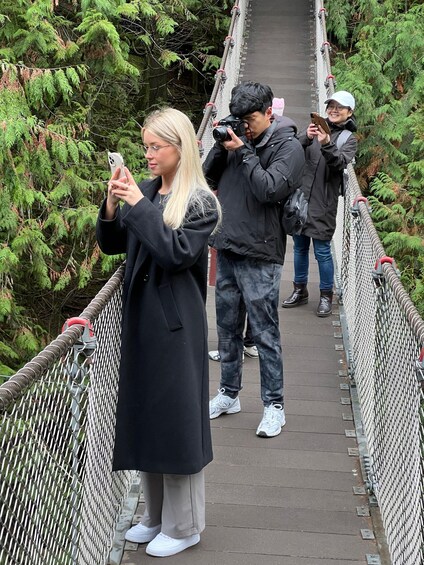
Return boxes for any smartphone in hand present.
[108,152,125,176]
[310,112,331,135]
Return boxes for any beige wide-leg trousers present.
[140,470,205,539]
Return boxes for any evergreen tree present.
[0,0,230,378]
[325,0,424,315]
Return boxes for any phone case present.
[108,152,125,175]
[310,112,331,135]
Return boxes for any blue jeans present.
[215,251,284,406]
[292,234,334,291]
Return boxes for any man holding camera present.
[204,81,304,437]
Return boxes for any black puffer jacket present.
[298,117,357,240]
[204,116,305,264]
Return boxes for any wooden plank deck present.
[120,1,382,563]
[121,239,379,564]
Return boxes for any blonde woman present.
[97,108,220,558]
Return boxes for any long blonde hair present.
[142,108,221,229]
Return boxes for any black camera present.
[212,115,246,142]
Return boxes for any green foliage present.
[0,0,230,374]
[367,172,424,316]
[326,0,424,316]
[322,0,353,47]
[160,49,181,68]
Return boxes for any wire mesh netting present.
[337,175,424,565]
[338,176,424,562]
[0,278,136,565]
[318,1,424,561]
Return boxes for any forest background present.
[0,0,423,379]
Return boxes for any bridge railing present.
[317,2,424,564]
[0,2,248,565]
[0,266,128,565]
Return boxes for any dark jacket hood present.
[248,115,298,150]
[272,114,298,134]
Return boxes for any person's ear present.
[265,107,273,118]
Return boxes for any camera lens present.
[212,126,231,142]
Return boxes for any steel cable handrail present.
[196,3,241,141]
[0,265,125,412]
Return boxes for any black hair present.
[229,81,274,118]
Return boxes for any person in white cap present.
[282,90,357,316]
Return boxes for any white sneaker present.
[243,345,258,358]
[208,350,245,362]
[209,388,241,419]
[208,350,221,361]
[125,522,161,543]
[146,532,200,557]
[256,404,285,437]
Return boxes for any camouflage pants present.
[215,251,284,406]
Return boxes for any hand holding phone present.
[310,112,331,135]
[108,151,125,177]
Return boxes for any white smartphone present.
[108,151,125,176]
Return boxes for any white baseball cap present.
[325,91,355,110]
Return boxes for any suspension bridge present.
[1,1,423,565]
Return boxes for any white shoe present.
[256,404,285,437]
[243,345,258,358]
[208,350,221,361]
[125,522,161,543]
[146,532,200,557]
[208,350,245,362]
[209,388,241,419]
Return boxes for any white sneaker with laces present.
[125,522,161,543]
[209,388,241,419]
[243,345,259,358]
[256,404,285,437]
[146,532,200,557]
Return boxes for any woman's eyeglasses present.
[327,104,349,111]
[143,144,172,154]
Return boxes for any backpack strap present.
[336,129,352,149]
[335,130,353,197]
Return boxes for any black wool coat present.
[96,178,219,475]
[298,118,357,240]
